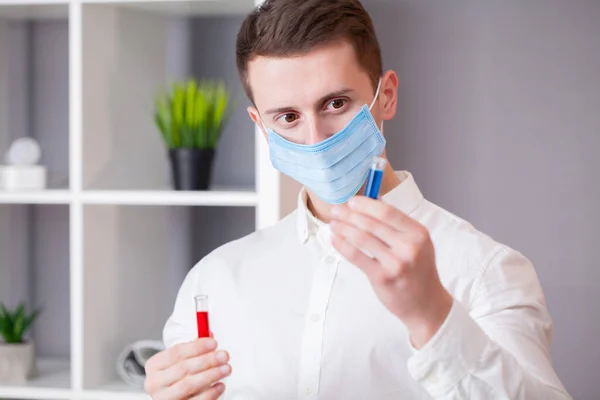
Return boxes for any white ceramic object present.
[0,165,47,191]
[116,340,164,388]
[5,137,42,166]
[0,341,37,384]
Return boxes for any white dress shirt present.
[163,171,570,399]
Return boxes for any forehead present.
[247,40,370,110]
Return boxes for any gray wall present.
[31,205,70,358]
[30,21,71,358]
[7,20,69,188]
[31,21,70,189]
[191,17,255,190]
[191,206,256,263]
[363,0,600,398]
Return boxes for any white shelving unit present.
[0,190,72,204]
[0,0,299,399]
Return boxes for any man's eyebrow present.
[263,88,355,115]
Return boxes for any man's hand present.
[144,338,231,400]
[331,196,453,349]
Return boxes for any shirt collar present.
[295,171,425,243]
[296,188,324,243]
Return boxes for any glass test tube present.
[364,156,387,199]
[195,295,210,338]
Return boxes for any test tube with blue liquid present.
[364,156,387,199]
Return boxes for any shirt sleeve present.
[162,262,202,348]
[407,246,571,399]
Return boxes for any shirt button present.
[305,387,313,395]
[310,313,321,322]
[323,255,335,264]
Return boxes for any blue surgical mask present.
[263,79,386,204]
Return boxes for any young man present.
[145,1,570,399]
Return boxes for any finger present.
[331,205,409,248]
[331,234,387,281]
[189,383,226,400]
[331,222,406,280]
[157,364,232,400]
[152,350,229,390]
[145,338,218,372]
[333,210,417,260]
[330,220,392,259]
[347,196,420,232]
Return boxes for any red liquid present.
[196,311,210,338]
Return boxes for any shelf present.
[0,190,72,204]
[0,358,71,399]
[81,188,257,206]
[0,2,68,20]
[0,359,151,399]
[81,0,255,17]
[83,381,150,400]
[0,189,260,206]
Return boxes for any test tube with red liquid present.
[195,295,210,338]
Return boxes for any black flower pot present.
[168,148,215,191]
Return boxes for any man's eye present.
[279,113,299,124]
[328,99,347,110]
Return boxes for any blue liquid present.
[364,169,383,199]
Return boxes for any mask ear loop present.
[256,111,270,136]
[259,119,268,134]
[369,78,384,131]
[369,78,383,110]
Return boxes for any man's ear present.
[380,70,399,121]
[248,106,268,141]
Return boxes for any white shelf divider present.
[69,0,84,395]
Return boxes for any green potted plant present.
[154,79,236,190]
[0,302,41,381]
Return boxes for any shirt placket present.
[297,247,340,398]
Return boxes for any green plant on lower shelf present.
[154,79,237,150]
[0,302,41,344]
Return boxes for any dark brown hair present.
[236,0,383,102]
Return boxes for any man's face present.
[246,40,398,145]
